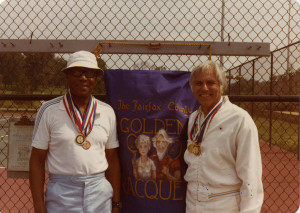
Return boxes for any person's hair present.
[135,134,151,149]
[189,61,227,93]
[152,129,173,148]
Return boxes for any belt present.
[208,189,240,199]
[188,183,241,201]
[49,172,105,185]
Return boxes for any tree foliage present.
[0,53,26,93]
[0,53,107,95]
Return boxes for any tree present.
[47,55,67,90]
[23,53,55,92]
[23,53,68,94]
[0,53,27,93]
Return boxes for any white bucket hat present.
[62,51,101,72]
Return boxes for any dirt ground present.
[260,140,299,213]
[0,139,299,213]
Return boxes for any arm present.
[162,159,181,181]
[162,167,180,181]
[29,147,48,213]
[151,170,156,179]
[236,116,264,213]
[105,148,121,213]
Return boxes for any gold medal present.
[82,141,91,150]
[75,134,85,145]
[193,145,201,156]
[188,144,195,153]
[188,144,201,156]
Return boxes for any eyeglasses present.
[67,68,99,78]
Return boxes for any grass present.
[254,116,298,154]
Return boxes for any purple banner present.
[104,69,199,213]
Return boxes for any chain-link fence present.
[0,0,300,212]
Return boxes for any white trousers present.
[46,172,113,213]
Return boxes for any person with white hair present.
[150,128,181,181]
[184,60,264,212]
[29,51,121,213]
[132,134,156,180]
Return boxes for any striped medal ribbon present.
[63,91,97,150]
[188,100,223,156]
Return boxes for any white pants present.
[46,172,113,213]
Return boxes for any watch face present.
[75,134,85,144]
[112,201,122,209]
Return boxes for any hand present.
[162,166,170,176]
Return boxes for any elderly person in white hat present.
[29,51,121,213]
[184,60,263,212]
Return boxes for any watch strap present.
[112,201,122,209]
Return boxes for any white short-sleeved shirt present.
[184,96,264,213]
[32,96,119,175]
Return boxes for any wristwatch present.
[112,201,122,209]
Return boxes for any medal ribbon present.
[190,100,223,144]
[63,91,97,138]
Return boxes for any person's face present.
[66,67,98,99]
[156,135,169,153]
[138,143,149,157]
[192,69,222,115]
